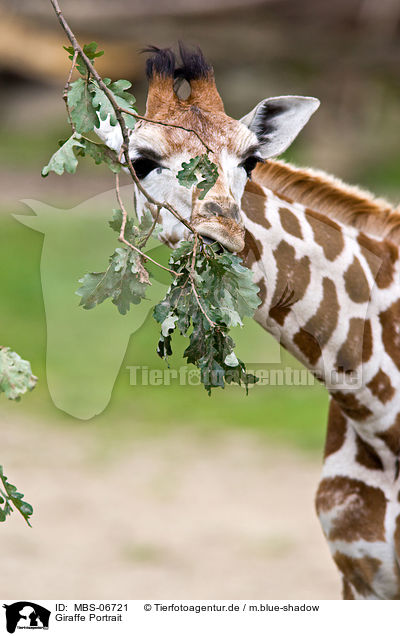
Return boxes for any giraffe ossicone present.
[98,44,400,600]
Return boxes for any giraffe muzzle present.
[192,200,245,252]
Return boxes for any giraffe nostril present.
[203,201,223,217]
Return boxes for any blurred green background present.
[3,0,400,600]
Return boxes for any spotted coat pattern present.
[240,182,400,599]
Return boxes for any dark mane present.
[143,45,175,79]
[143,43,213,81]
[255,160,400,244]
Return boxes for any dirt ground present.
[1,412,339,600]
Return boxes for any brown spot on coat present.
[344,257,370,303]
[242,181,271,231]
[305,209,344,261]
[362,319,373,363]
[323,399,347,458]
[278,207,303,239]
[293,277,339,365]
[380,300,400,371]
[336,318,372,373]
[342,578,355,600]
[355,435,384,471]
[367,369,395,404]
[358,233,397,289]
[333,552,381,597]
[395,515,400,566]
[377,414,400,456]
[256,278,267,305]
[292,329,322,366]
[239,229,263,269]
[316,476,386,542]
[269,241,310,326]
[331,392,372,421]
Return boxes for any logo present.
[3,603,50,633]
[16,190,168,420]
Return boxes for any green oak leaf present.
[177,154,218,199]
[105,79,137,128]
[77,138,121,173]
[64,41,104,76]
[91,81,116,125]
[83,41,105,60]
[0,466,33,527]
[42,133,84,177]
[218,289,243,327]
[153,240,259,393]
[200,251,260,327]
[177,156,202,188]
[136,209,162,244]
[91,78,137,129]
[77,247,149,315]
[67,77,98,133]
[109,208,161,244]
[106,79,136,107]
[196,154,219,200]
[108,208,138,243]
[77,209,162,316]
[0,347,37,400]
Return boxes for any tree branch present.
[189,275,216,328]
[49,0,198,237]
[139,206,161,248]
[114,153,181,278]
[119,108,213,154]
[63,49,78,131]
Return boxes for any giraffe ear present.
[240,95,320,159]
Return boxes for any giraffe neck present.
[240,174,400,600]
[241,179,400,463]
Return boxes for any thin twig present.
[119,108,213,154]
[190,233,198,274]
[189,235,217,327]
[139,206,161,248]
[115,147,130,239]
[189,276,216,328]
[115,149,181,278]
[120,235,181,278]
[49,0,198,237]
[63,49,78,131]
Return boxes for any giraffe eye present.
[240,155,262,177]
[132,157,161,179]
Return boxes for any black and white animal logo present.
[3,602,50,633]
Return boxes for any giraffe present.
[98,44,400,599]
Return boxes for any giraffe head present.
[101,45,319,252]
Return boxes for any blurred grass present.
[0,124,71,169]
[1,206,328,453]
